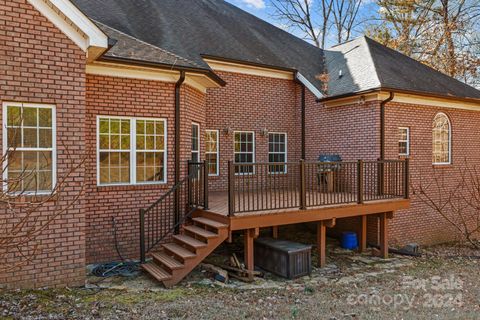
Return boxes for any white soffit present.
[27,0,108,52]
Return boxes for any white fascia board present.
[27,0,108,51]
[296,72,324,99]
[50,0,108,48]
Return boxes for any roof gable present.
[325,36,480,100]
[27,0,108,54]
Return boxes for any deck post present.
[272,226,279,239]
[300,160,306,209]
[377,158,384,196]
[203,160,209,210]
[317,221,326,268]
[187,161,192,207]
[357,160,364,204]
[358,215,367,253]
[404,158,410,199]
[228,161,235,216]
[244,228,255,280]
[379,212,389,258]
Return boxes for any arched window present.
[432,112,451,164]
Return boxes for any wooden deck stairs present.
[142,216,229,287]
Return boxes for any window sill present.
[96,183,169,192]
[432,163,453,168]
[8,193,58,204]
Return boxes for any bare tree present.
[331,0,363,44]
[270,0,364,48]
[368,0,480,87]
[0,123,86,272]
[413,161,480,249]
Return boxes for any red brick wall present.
[205,71,302,191]
[305,98,380,162]
[385,102,480,245]
[85,75,206,263]
[0,0,86,288]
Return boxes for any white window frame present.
[432,112,452,165]
[268,132,288,174]
[2,102,57,195]
[398,127,410,156]
[191,122,200,163]
[96,116,167,186]
[233,130,255,175]
[205,129,219,176]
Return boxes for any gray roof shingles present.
[72,0,480,100]
[72,0,325,90]
[325,36,480,100]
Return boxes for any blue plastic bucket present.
[341,231,358,250]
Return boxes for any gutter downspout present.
[380,92,394,160]
[301,84,306,160]
[174,71,186,231]
[379,92,394,196]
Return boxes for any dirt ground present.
[2,227,480,320]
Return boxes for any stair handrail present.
[140,165,202,263]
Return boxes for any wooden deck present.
[196,160,410,277]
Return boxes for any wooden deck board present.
[202,191,410,231]
[207,190,405,217]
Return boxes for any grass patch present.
[81,287,190,306]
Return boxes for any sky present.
[225,0,380,47]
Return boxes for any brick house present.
[1,0,479,288]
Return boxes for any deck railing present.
[227,159,409,216]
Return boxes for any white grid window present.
[268,133,287,174]
[234,131,255,175]
[432,113,451,164]
[398,127,409,156]
[136,119,166,183]
[97,116,166,185]
[191,123,200,163]
[205,130,219,176]
[3,103,56,194]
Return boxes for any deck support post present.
[244,228,255,280]
[272,226,279,239]
[317,221,326,268]
[359,215,367,253]
[300,160,306,209]
[379,212,390,259]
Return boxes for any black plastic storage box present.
[254,238,312,279]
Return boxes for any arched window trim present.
[432,112,451,165]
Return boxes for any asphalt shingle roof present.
[325,36,480,100]
[73,0,326,90]
[95,21,201,69]
[72,0,480,101]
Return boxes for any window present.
[136,119,166,183]
[432,113,451,164]
[191,123,200,163]
[3,103,56,194]
[268,133,287,174]
[97,116,166,185]
[234,131,255,175]
[205,130,219,176]
[398,127,409,156]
